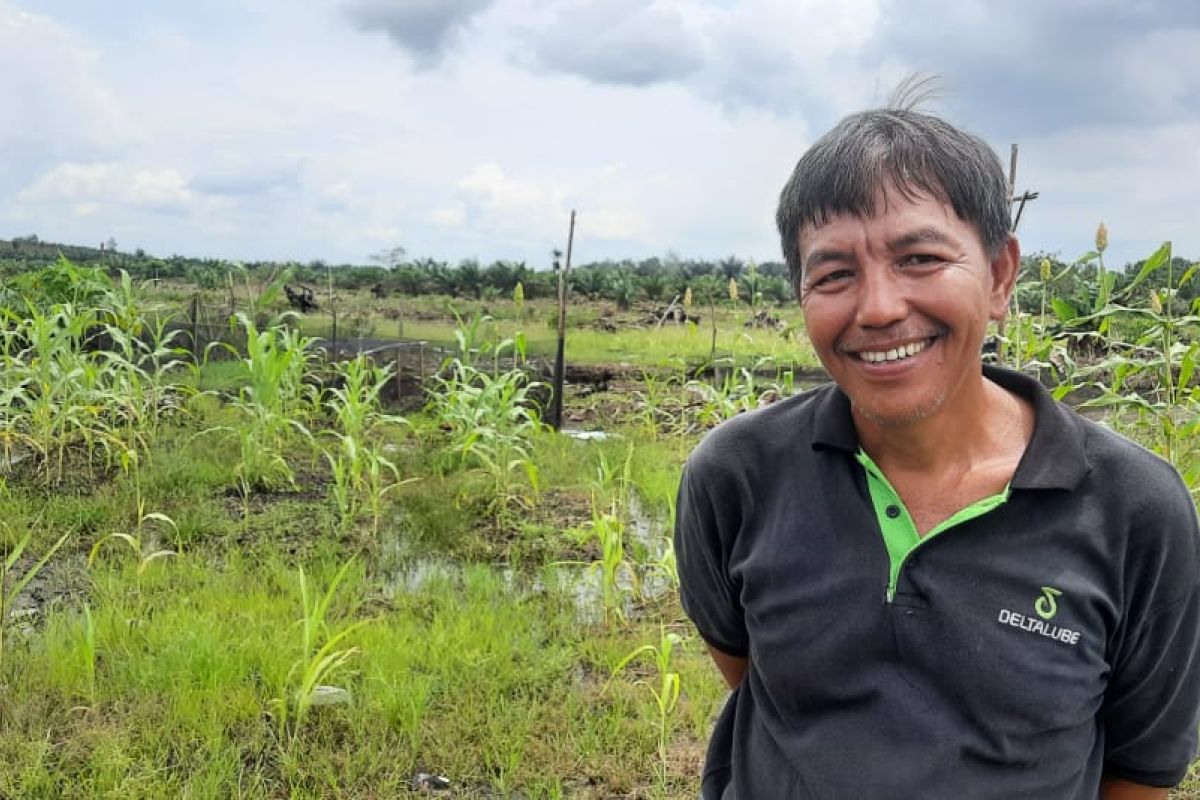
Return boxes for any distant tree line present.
[0,237,795,308]
[0,236,1194,312]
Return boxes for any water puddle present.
[375,491,674,624]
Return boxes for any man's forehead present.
[798,202,963,254]
[805,217,956,243]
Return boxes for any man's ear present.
[988,236,1021,322]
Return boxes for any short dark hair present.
[775,108,1011,295]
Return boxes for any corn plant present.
[427,315,544,521]
[99,308,193,443]
[321,356,411,532]
[205,312,320,497]
[273,558,369,753]
[87,456,178,575]
[0,304,122,482]
[642,499,679,599]
[1058,243,1200,489]
[631,369,681,438]
[609,628,685,783]
[87,530,176,576]
[558,486,639,626]
[591,496,634,623]
[684,356,790,429]
[0,267,189,484]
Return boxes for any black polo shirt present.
[676,366,1200,799]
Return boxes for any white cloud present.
[0,5,132,152]
[19,163,194,214]
[428,205,467,228]
[458,164,560,220]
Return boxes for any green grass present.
[0,539,722,798]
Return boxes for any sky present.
[1,0,1197,271]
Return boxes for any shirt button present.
[886,505,901,519]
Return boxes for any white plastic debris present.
[305,685,352,706]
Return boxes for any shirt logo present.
[1034,586,1062,620]
[997,585,1081,646]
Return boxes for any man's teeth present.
[857,339,930,363]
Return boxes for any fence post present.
[395,347,403,403]
[190,295,200,363]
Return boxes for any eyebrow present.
[801,249,853,274]
[887,227,956,251]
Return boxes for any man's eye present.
[809,269,853,290]
[899,254,941,267]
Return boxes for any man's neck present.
[854,373,1030,479]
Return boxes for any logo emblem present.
[1034,586,1062,620]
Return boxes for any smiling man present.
[675,105,1200,799]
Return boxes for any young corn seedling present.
[273,558,370,753]
[87,498,179,578]
[592,501,632,624]
[609,628,686,785]
[86,531,176,576]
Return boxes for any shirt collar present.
[810,365,1090,491]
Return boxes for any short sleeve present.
[1102,486,1200,787]
[674,461,748,657]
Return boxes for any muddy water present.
[378,492,673,626]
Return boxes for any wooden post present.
[1004,143,1020,367]
[709,298,718,371]
[190,295,200,363]
[394,346,403,404]
[1008,143,1019,220]
[327,265,336,361]
[331,308,338,360]
[551,211,576,431]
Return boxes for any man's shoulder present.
[1070,413,1200,591]
[1075,413,1191,500]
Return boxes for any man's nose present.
[855,267,908,328]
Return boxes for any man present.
[675,105,1200,799]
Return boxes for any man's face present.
[797,187,1014,428]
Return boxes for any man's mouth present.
[852,337,935,364]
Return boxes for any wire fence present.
[178,295,515,408]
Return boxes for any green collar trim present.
[855,450,1010,601]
